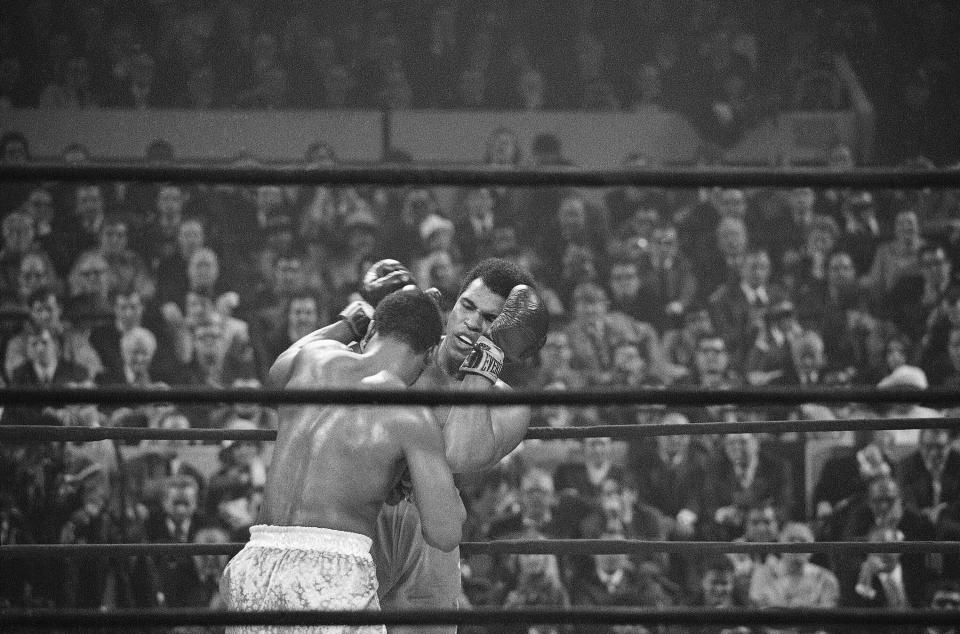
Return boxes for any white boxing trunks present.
[222,525,383,634]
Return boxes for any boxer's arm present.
[402,411,465,552]
[444,374,530,473]
[267,324,355,388]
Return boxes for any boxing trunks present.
[373,500,460,634]
[222,524,383,634]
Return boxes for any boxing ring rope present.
[2,607,957,630]
[3,539,959,560]
[3,163,960,629]
[2,385,958,407]
[3,162,960,188]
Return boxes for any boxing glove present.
[460,285,549,383]
[338,299,375,342]
[360,259,413,307]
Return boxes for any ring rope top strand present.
[2,385,958,407]
[3,162,960,187]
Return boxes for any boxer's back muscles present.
[263,340,463,551]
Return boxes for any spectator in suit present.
[896,428,960,538]
[835,189,883,278]
[155,216,206,306]
[96,215,154,302]
[454,187,496,267]
[5,287,102,382]
[848,525,913,609]
[726,500,782,607]
[7,326,88,389]
[940,326,960,389]
[564,282,668,386]
[813,428,896,540]
[709,249,787,370]
[646,224,698,330]
[0,211,41,302]
[744,300,804,386]
[921,284,960,386]
[554,436,625,503]
[144,475,206,608]
[693,213,749,301]
[863,208,925,306]
[710,432,793,541]
[124,411,206,517]
[88,288,176,384]
[839,476,935,608]
[187,526,230,609]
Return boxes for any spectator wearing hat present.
[877,364,937,446]
[836,190,883,278]
[744,299,804,386]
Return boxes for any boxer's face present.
[442,277,506,365]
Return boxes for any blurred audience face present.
[716,218,747,256]
[867,478,902,524]
[188,249,219,290]
[787,188,815,225]
[485,128,518,166]
[193,526,231,580]
[584,436,613,468]
[827,144,855,170]
[541,331,573,367]
[465,188,494,219]
[884,338,908,372]
[894,210,920,246]
[122,331,155,377]
[177,219,205,258]
[608,262,641,300]
[723,433,758,470]
[744,505,780,542]
[572,284,608,322]
[3,212,35,253]
[99,219,128,255]
[274,255,305,294]
[19,253,53,299]
[657,413,691,463]
[162,481,198,524]
[740,251,771,289]
[701,567,735,607]
[558,197,587,238]
[695,336,728,376]
[75,185,104,225]
[921,247,952,289]
[73,252,111,298]
[779,522,814,569]
[654,226,679,261]
[26,188,55,226]
[288,296,319,339]
[920,428,952,473]
[115,292,144,331]
[27,329,59,369]
[716,188,747,219]
[157,185,186,226]
[30,292,61,329]
[827,252,857,288]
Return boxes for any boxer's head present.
[440,258,537,371]
[371,288,443,385]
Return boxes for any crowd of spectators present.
[3,1,959,158]
[3,122,960,632]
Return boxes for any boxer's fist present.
[488,285,549,363]
[360,259,413,306]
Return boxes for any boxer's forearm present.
[444,375,530,473]
[267,322,356,387]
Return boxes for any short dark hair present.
[373,288,442,354]
[458,258,536,300]
[701,554,734,576]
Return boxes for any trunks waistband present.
[247,524,372,556]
